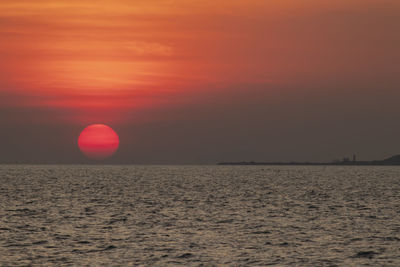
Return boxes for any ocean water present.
[0,165,399,266]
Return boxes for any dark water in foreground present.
[0,165,399,266]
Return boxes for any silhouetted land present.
[218,155,400,166]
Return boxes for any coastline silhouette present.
[218,155,400,166]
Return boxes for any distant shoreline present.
[218,155,400,166]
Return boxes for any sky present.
[0,0,399,164]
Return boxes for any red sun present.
[78,124,119,160]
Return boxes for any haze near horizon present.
[0,0,399,164]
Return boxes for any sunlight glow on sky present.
[2,0,397,97]
[1,0,399,163]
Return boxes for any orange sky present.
[1,0,400,163]
[2,1,398,96]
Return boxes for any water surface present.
[0,165,399,266]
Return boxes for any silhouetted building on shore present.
[218,155,400,166]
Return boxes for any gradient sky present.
[1,0,399,164]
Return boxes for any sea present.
[0,165,399,266]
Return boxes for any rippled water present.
[0,165,399,266]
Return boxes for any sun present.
[78,124,119,160]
